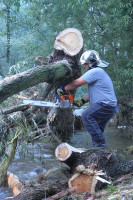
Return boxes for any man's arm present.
[65,78,87,90]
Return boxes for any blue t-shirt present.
[81,67,117,106]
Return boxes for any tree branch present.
[0,62,72,104]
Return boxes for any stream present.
[0,125,133,199]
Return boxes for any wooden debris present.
[68,165,111,194]
[113,173,133,185]
[2,104,31,115]
[55,143,86,161]
[42,187,76,200]
[7,172,24,196]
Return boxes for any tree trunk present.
[0,28,83,189]
[47,108,75,142]
[10,181,68,200]
[0,136,18,186]
[0,61,72,104]
[55,143,133,192]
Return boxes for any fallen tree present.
[0,28,83,187]
[0,28,83,104]
[55,143,133,193]
[1,28,133,200]
[0,61,72,104]
[5,143,133,199]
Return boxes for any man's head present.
[80,50,109,70]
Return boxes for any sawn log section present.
[55,143,133,193]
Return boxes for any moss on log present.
[0,136,17,186]
[0,62,72,104]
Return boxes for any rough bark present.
[55,143,133,191]
[0,61,72,104]
[10,181,68,200]
[0,135,18,186]
[47,108,75,142]
[2,104,31,115]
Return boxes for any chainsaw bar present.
[22,99,71,108]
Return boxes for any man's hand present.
[74,98,86,107]
[57,86,65,95]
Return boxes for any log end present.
[54,28,83,56]
[55,143,72,161]
[7,172,24,196]
[68,173,96,194]
[55,143,85,161]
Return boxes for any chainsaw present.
[22,93,75,109]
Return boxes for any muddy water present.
[0,125,133,199]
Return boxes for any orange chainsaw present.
[22,93,75,109]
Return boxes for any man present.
[58,50,117,148]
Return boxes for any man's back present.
[81,67,117,106]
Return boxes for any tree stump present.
[47,108,75,142]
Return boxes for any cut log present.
[0,28,83,192]
[7,172,24,196]
[54,28,83,56]
[0,28,83,104]
[55,143,86,161]
[9,181,68,200]
[55,143,87,172]
[55,143,133,192]
[68,165,110,194]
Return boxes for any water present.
[70,125,133,157]
[0,142,59,199]
[0,125,133,199]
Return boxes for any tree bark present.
[47,108,75,142]
[55,143,133,192]
[0,62,72,104]
[0,136,18,186]
[2,104,31,115]
[10,182,67,200]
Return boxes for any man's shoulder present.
[92,67,104,72]
[88,67,104,75]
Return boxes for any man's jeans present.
[81,102,117,147]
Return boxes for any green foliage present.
[106,184,118,193]
[0,0,132,101]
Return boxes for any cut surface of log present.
[54,28,83,56]
[55,143,133,192]
[7,172,24,196]
[68,165,110,194]
[69,173,94,194]
[55,143,85,161]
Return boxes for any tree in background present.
[0,0,132,123]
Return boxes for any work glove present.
[74,98,86,107]
[57,86,66,95]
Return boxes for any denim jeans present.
[81,102,117,147]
